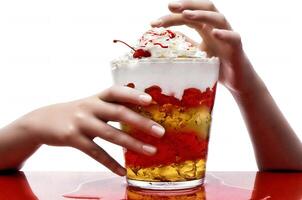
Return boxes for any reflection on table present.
[0,171,301,200]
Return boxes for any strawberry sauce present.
[125,131,208,168]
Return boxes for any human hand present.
[151,0,256,94]
[14,86,165,176]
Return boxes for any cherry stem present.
[113,40,136,51]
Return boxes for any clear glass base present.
[127,178,204,190]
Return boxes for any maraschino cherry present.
[113,39,151,59]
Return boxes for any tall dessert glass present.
[111,28,219,190]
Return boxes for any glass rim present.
[111,57,220,68]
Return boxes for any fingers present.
[93,101,165,138]
[81,117,158,156]
[151,11,229,30]
[168,0,218,13]
[182,10,231,29]
[99,86,152,106]
[71,135,126,176]
[151,14,201,29]
[151,1,230,31]
[212,29,242,48]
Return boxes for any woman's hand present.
[150,1,302,171]
[151,0,256,95]
[0,86,165,175]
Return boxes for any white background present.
[0,0,301,172]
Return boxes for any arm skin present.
[232,62,302,171]
[0,0,301,172]
[152,0,302,171]
[0,123,40,171]
[0,86,165,174]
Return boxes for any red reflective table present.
[0,171,301,200]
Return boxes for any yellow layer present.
[127,159,206,182]
[131,104,211,139]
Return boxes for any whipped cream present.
[112,28,213,66]
[112,60,219,99]
[111,27,220,99]
[137,27,206,58]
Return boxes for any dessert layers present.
[111,28,220,184]
[121,82,217,182]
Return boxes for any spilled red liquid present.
[62,173,253,200]
[1,171,301,200]
[0,172,38,200]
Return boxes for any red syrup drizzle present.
[145,29,176,39]
[154,43,168,48]
[166,29,176,38]
[113,40,151,59]
[142,29,176,49]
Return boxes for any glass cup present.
[111,58,219,190]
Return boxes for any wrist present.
[224,53,268,99]
[230,68,268,102]
[13,116,43,147]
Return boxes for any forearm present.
[0,121,40,170]
[231,64,302,171]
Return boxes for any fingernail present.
[169,1,182,10]
[212,29,221,36]
[183,10,195,18]
[212,29,219,36]
[118,168,126,176]
[151,19,163,27]
[142,144,157,155]
[139,94,152,104]
[151,124,165,137]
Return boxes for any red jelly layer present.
[127,83,217,111]
[125,131,208,168]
